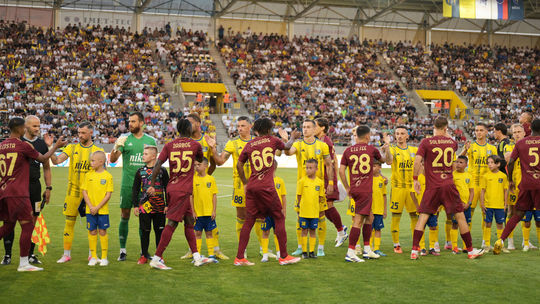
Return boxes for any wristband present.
[328,181,334,185]
[413,176,418,181]
[46,186,53,190]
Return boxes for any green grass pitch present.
[2,167,540,303]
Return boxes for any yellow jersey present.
[480,171,508,209]
[389,145,418,189]
[81,170,113,215]
[274,176,287,207]
[410,173,426,203]
[453,171,473,205]
[372,175,387,215]
[504,143,522,187]
[292,139,330,181]
[61,143,104,197]
[467,141,497,187]
[224,136,253,190]
[297,176,324,218]
[193,173,218,217]
[192,135,213,172]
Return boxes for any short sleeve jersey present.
[480,171,508,209]
[81,170,114,215]
[239,136,285,189]
[22,136,48,183]
[158,137,203,194]
[119,133,157,189]
[0,138,40,198]
[389,145,418,189]
[453,171,473,205]
[274,176,287,207]
[371,175,387,215]
[321,135,338,186]
[510,136,540,190]
[61,143,104,197]
[224,136,253,189]
[504,143,521,187]
[340,143,382,194]
[192,135,213,173]
[417,136,458,190]
[296,176,324,218]
[467,141,498,187]
[193,173,218,217]
[292,139,330,181]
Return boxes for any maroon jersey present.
[0,138,40,198]
[340,143,382,194]
[417,135,458,189]
[158,137,203,194]
[510,136,540,190]
[239,136,285,189]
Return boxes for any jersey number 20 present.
[432,147,454,167]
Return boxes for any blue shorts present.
[194,216,217,231]
[372,214,384,231]
[427,214,438,228]
[261,216,275,231]
[485,208,506,224]
[299,217,318,230]
[523,210,540,222]
[86,214,110,230]
[452,207,472,224]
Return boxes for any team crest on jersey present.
[487,151,492,155]
[207,182,212,188]
[203,147,208,152]
[315,186,320,191]
[315,149,321,155]
[100,179,106,185]
[498,178,503,183]
[379,183,383,188]
[276,184,281,189]
[411,153,415,157]
[465,178,470,183]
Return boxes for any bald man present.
[519,112,533,137]
[2,116,52,266]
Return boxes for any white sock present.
[393,243,400,247]
[120,248,126,254]
[214,246,220,251]
[64,250,71,257]
[262,253,268,259]
[297,244,302,249]
[276,251,280,258]
[338,230,345,237]
[318,245,324,250]
[347,248,356,256]
[19,256,29,266]
[364,245,371,252]
[193,252,201,260]
[481,240,485,247]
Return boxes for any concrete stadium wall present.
[0,6,53,27]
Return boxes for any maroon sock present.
[236,216,255,259]
[325,207,343,231]
[19,222,33,257]
[461,232,473,252]
[501,214,522,241]
[412,229,424,251]
[155,224,176,258]
[184,223,197,254]
[348,227,361,249]
[362,224,372,245]
[272,210,288,258]
[0,222,16,240]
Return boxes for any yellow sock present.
[196,238,202,253]
[236,217,244,240]
[255,219,264,247]
[261,238,269,254]
[496,228,503,239]
[301,236,308,252]
[309,236,316,252]
[483,227,491,247]
[318,216,326,248]
[450,228,458,249]
[273,235,280,252]
[410,214,418,239]
[429,228,438,249]
[420,231,426,250]
[64,219,76,251]
[374,236,381,251]
[481,213,486,231]
[212,227,220,248]
[99,233,108,260]
[391,214,401,245]
[296,218,302,247]
[536,227,540,245]
[88,233,98,259]
[206,238,214,256]
[445,220,452,243]
[522,222,530,244]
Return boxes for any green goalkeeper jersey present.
[118,133,157,190]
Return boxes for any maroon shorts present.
[166,191,192,222]
[515,188,540,212]
[351,192,372,216]
[325,183,340,202]
[0,197,33,222]
[419,184,464,215]
[245,187,282,219]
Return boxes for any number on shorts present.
[529,147,539,167]
[510,194,516,202]
[63,203,67,211]
[349,204,355,213]
[234,196,243,205]
[350,154,371,174]
[432,147,454,167]
[251,147,274,171]
[0,152,17,177]
[170,151,194,173]
[390,201,399,210]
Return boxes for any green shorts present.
[119,187,133,209]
